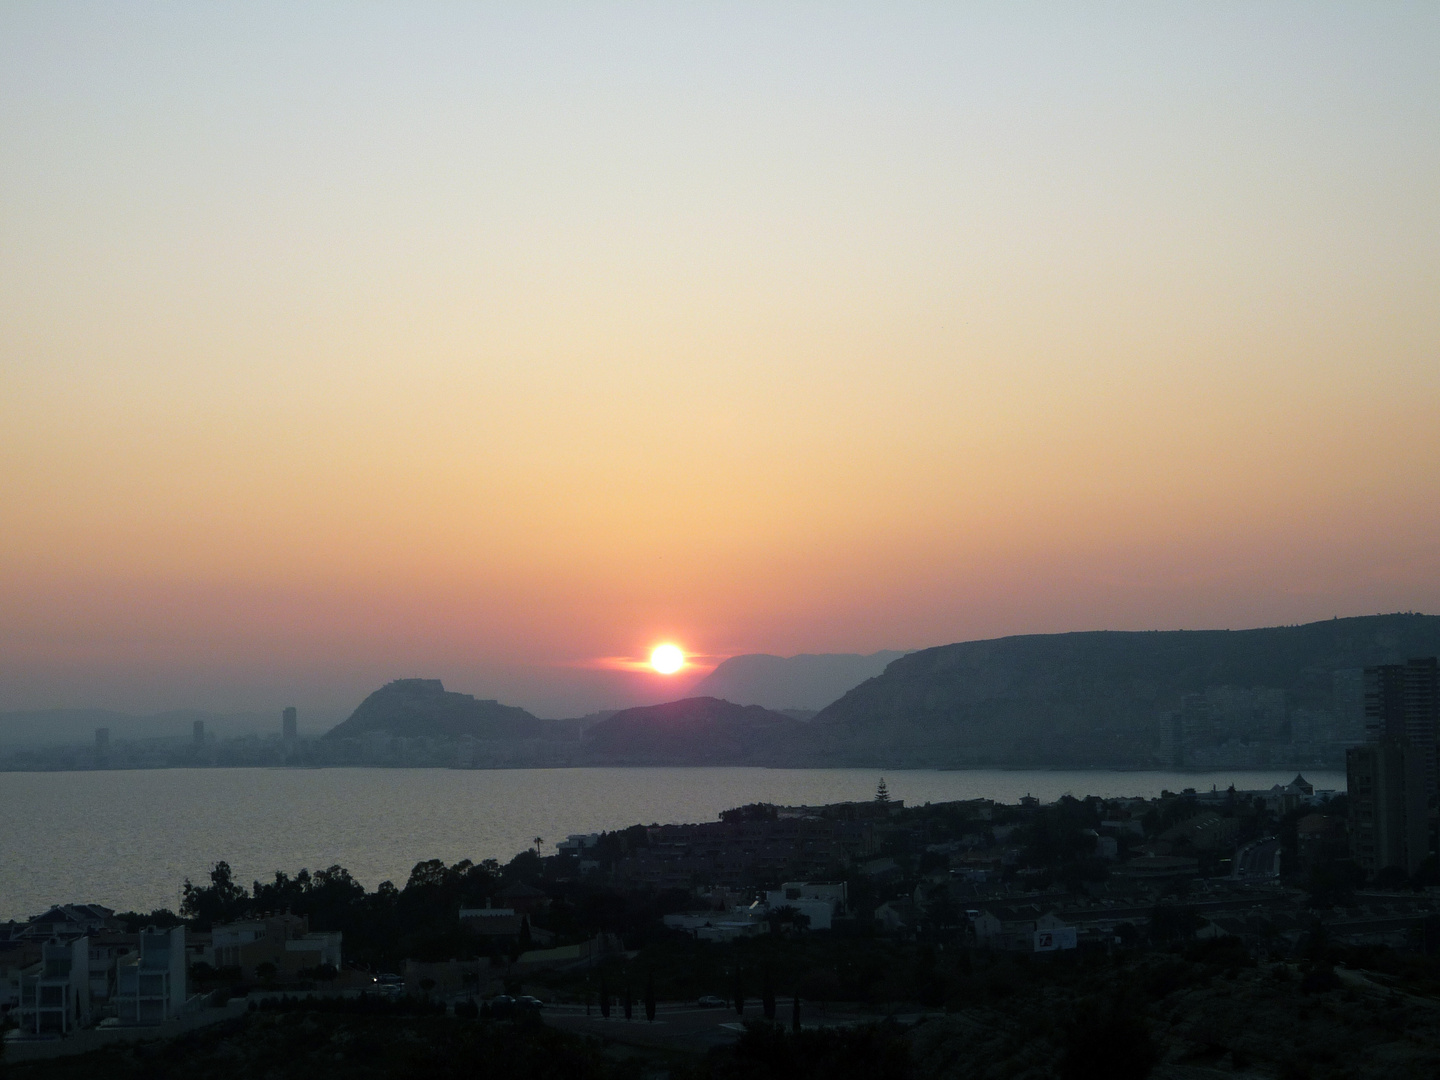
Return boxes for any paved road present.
[1233,838,1282,880]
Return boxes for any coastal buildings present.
[1345,657,1440,875]
[14,937,89,1035]
[207,913,340,980]
[115,926,186,1024]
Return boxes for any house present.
[556,834,600,854]
[459,906,523,937]
[85,931,140,1013]
[14,937,90,1035]
[764,881,847,931]
[971,905,1074,952]
[874,899,920,936]
[15,904,120,941]
[115,926,187,1024]
[494,882,549,916]
[207,914,341,979]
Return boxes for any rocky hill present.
[580,696,803,765]
[803,613,1440,768]
[323,679,569,741]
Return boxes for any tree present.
[533,836,544,854]
[599,973,611,1019]
[792,990,801,1034]
[180,861,249,928]
[645,970,657,1022]
[875,778,890,804]
[762,967,776,1021]
[255,961,277,984]
[734,968,745,1016]
[623,980,633,1021]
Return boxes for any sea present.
[0,766,1345,921]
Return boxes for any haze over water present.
[0,766,1343,920]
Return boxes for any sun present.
[650,644,685,675]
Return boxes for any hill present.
[324,679,565,741]
[688,651,907,711]
[580,697,803,765]
[804,613,1440,768]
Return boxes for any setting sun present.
[650,644,685,675]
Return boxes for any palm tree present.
[533,836,544,854]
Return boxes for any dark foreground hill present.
[804,612,1440,768]
[581,696,804,765]
[324,679,579,741]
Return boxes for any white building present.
[115,926,187,1024]
[15,937,90,1036]
[763,881,847,931]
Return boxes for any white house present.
[764,881,847,931]
[115,926,187,1024]
[15,937,90,1036]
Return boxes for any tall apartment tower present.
[192,719,205,747]
[1351,657,1440,876]
[1365,659,1440,798]
[1347,741,1428,876]
[282,707,297,740]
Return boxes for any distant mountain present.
[324,679,567,741]
[688,651,908,711]
[0,709,280,747]
[805,613,1440,768]
[580,697,803,765]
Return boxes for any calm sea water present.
[0,766,1344,920]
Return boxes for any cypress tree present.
[644,970,657,1022]
[599,973,611,1019]
[762,967,776,1021]
[733,968,744,1016]
[792,990,801,1033]
[623,981,633,1021]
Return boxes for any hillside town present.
[7,743,1440,1075]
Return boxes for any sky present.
[1,3,1437,721]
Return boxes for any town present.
[5,758,1440,1076]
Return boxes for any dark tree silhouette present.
[644,970,657,1022]
[762,967,776,1021]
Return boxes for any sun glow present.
[650,644,685,675]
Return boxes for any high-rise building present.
[192,719,205,747]
[282,706,297,740]
[1365,658,1439,798]
[1347,741,1427,876]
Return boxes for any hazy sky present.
[2,3,1437,720]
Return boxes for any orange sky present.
[1,5,1437,719]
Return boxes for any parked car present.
[698,995,727,1007]
[371,973,404,997]
[516,995,545,1010]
